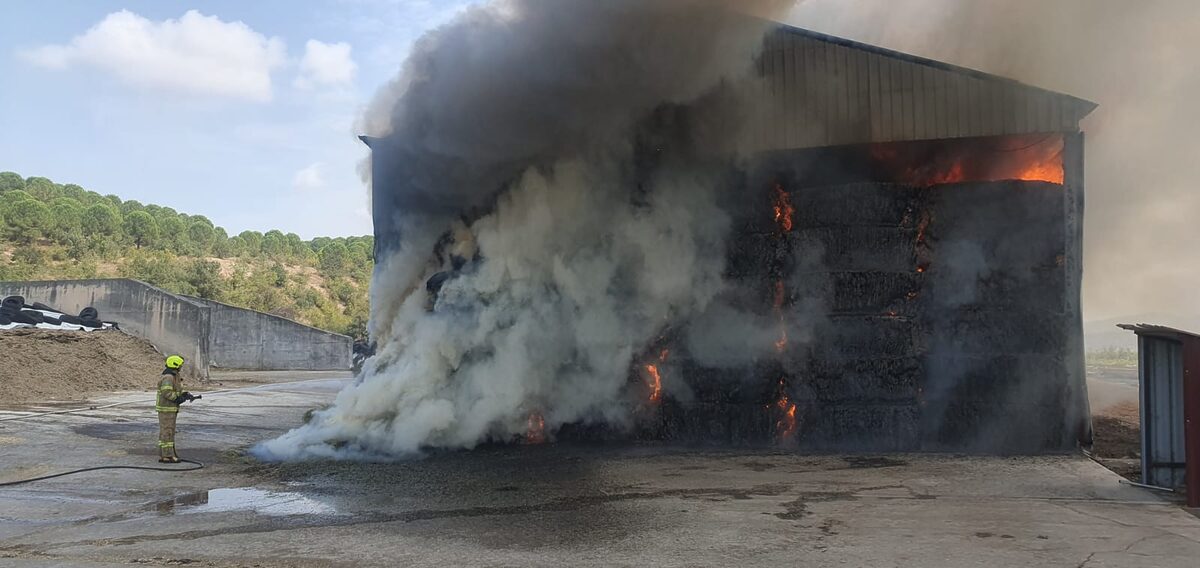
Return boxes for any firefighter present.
[156,355,197,463]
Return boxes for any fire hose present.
[0,377,342,486]
[0,394,206,486]
[0,460,204,487]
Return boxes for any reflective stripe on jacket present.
[156,372,183,413]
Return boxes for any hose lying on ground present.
[0,459,204,487]
[0,376,343,423]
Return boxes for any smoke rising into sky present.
[257,0,1191,458]
[259,0,793,459]
[788,0,1200,322]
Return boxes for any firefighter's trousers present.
[158,412,178,459]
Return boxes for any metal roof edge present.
[775,23,1098,118]
[1117,323,1200,340]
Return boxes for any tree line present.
[0,171,373,339]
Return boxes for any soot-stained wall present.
[648,141,1087,453]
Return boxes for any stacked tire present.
[0,295,107,330]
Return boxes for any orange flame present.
[525,412,545,445]
[773,378,798,441]
[644,349,669,404]
[1015,158,1065,185]
[645,364,663,403]
[769,185,794,353]
[872,134,1065,187]
[772,184,795,232]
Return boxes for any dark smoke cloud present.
[260,0,796,459]
[364,0,793,212]
[787,0,1200,322]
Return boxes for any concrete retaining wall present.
[1,279,353,376]
[0,279,211,378]
[183,296,351,371]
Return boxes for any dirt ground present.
[1091,400,1141,482]
[0,329,164,405]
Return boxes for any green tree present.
[80,191,105,206]
[81,203,121,236]
[122,251,184,289]
[238,230,263,256]
[211,226,232,258]
[4,198,52,243]
[183,259,224,299]
[120,199,145,215]
[225,235,247,257]
[2,189,34,205]
[124,210,160,249]
[59,184,87,202]
[262,230,287,259]
[49,197,84,242]
[285,233,309,261]
[24,177,59,201]
[186,218,215,255]
[0,172,24,193]
[309,236,332,253]
[348,241,372,263]
[270,262,288,287]
[318,242,350,274]
[158,215,186,252]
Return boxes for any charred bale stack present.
[639,151,1075,452]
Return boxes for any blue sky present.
[0,1,477,238]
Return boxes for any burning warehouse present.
[266,6,1096,460]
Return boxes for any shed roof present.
[1118,323,1200,342]
[749,25,1098,150]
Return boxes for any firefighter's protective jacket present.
[156,370,183,413]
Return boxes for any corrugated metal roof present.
[750,25,1099,151]
[1118,323,1200,340]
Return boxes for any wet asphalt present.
[1,372,1198,567]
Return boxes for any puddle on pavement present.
[151,487,336,516]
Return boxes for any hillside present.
[0,171,370,339]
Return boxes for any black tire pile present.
[0,295,107,329]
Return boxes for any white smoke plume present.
[259,0,795,459]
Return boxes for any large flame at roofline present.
[872,134,1065,187]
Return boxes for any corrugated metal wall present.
[752,28,1097,151]
[1139,335,1189,488]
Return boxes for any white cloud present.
[19,10,286,102]
[295,40,357,89]
[293,163,325,191]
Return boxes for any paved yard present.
[1,374,1197,567]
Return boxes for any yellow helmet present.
[165,355,185,369]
